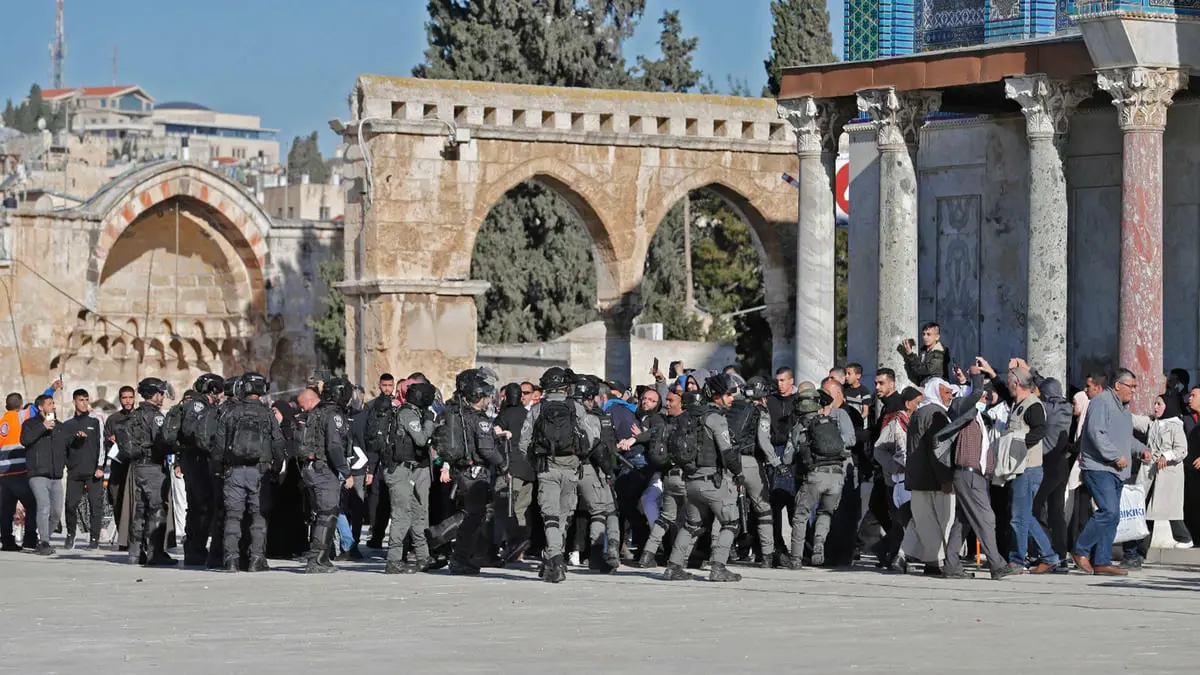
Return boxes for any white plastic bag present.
[1114,483,1149,544]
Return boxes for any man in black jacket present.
[901,322,950,386]
[61,389,104,550]
[22,394,65,555]
[494,382,534,564]
[104,385,135,548]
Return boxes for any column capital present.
[856,87,941,149]
[777,97,856,157]
[1096,67,1188,132]
[1004,74,1093,142]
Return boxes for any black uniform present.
[297,401,351,571]
[447,399,503,572]
[218,397,285,569]
[116,401,172,564]
[205,396,243,567]
[103,407,133,539]
[60,410,104,545]
[176,394,220,564]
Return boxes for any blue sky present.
[1,0,843,156]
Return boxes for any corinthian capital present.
[778,97,855,156]
[1005,74,1093,141]
[1096,67,1188,131]
[856,87,941,149]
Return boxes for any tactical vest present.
[297,406,328,461]
[726,399,758,456]
[695,408,721,469]
[394,405,425,464]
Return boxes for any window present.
[232,147,246,159]
[276,208,283,217]
[287,206,294,218]
[319,206,330,220]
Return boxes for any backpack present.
[431,403,469,465]
[294,408,326,461]
[161,402,186,448]
[726,400,758,456]
[804,414,848,465]
[666,411,705,473]
[588,408,617,475]
[644,421,672,469]
[226,408,272,465]
[179,399,208,449]
[532,400,580,457]
[364,398,397,461]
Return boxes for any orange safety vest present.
[0,409,25,449]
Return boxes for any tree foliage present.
[2,85,67,134]
[633,11,701,93]
[309,259,346,371]
[763,0,837,97]
[286,132,329,184]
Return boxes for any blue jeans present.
[1074,470,1123,566]
[336,513,354,553]
[1009,466,1060,565]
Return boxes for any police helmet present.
[136,377,168,399]
[460,376,494,403]
[681,390,704,408]
[241,372,269,397]
[744,376,771,400]
[192,373,225,397]
[571,376,600,401]
[702,373,738,400]
[539,367,570,392]
[406,382,437,409]
[795,389,823,415]
[455,369,484,396]
[321,377,355,408]
[222,375,243,399]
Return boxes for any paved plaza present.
[3,548,1197,674]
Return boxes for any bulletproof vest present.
[393,404,425,463]
[297,405,328,461]
[806,413,848,467]
[587,407,617,476]
[364,397,397,460]
[132,403,168,463]
[726,399,758,456]
[695,407,722,468]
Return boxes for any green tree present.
[286,132,329,184]
[3,85,66,134]
[633,10,700,93]
[763,0,837,97]
[309,259,346,370]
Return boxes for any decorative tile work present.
[917,0,986,49]
[990,0,1021,20]
[845,0,881,61]
[1056,0,1078,30]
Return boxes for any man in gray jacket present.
[1072,368,1138,576]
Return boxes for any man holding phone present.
[899,322,949,386]
[22,395,64,555]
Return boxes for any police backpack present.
[161,402,186,448]
[804,414,848,465]
[364,398,397,461]
[532,399,581,457]
[587,407,617,476]
[226,409,272,466]
[665,412,704,473]
[431,403,470,466]
[726,399,758,456]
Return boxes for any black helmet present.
[702,373,737,399]
[681,391,704,409]
[193,373,224,397]
[539,367,570,392]
[322,377,354,408]
[460,376,494,403]
[406,382,437,409]
[222,375,243,399]
[744,376,771,400]
[242,372,269,397]
[137,377,168,399]
[571,376,600,401]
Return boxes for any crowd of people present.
[1,321,1197,582]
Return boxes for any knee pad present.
[543,515,560,529]
[653,516,673,530]
[720,522,740,534]
[589,515,606,526]
[683,521,703,536]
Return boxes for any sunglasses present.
[521,389,533,395]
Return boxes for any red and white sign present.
[835,156,849,223]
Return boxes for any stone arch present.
[468,157,623,302]
[84,161,271,317]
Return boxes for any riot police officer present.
[731,375,784,567]
[296,378,354,573]
[178,373,223,566]
[573,376,621,573]
[381,381,437,574]
[117,377,177,566]
[519,367,598,584]
[663,374,744,583]
[440,370,504,575]
[217,373,284,572]
[783,388,848,569]
[205,375,243,568]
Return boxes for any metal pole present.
[682,192,693,313]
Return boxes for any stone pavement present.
[3,547,1197,675]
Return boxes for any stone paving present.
[3,545,1197,675]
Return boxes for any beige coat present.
[1132,415,1187,521]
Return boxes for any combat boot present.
[603,542,621,572]
[221,557,239,573]
[662,563,693,581]
[782,555,805,570]
[64,534,76,550]
[247,555,270,573]
[634,549,658,569]
[708,562,742,582]
[384,561,407,574]
[544,555,566,584]
[305,551,337,573]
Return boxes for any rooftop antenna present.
[112,44,118,86]
[50,0,65,89]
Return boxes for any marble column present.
[778,97,853,384]
[1096,67,1187,413]
[1004,74,1092,386]
[857,87,940,387]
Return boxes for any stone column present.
[778,97,854,384]
[1096,67,1187,413]
[857,87,940,387]
[1004,74,1092,386]
[600,298,640,386]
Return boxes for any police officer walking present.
[439,370,504,575]
[663,374,744,583]
[177,373,223,566]
[381,381,437,574]
[629,385,684,569]
[296,379,354,573]
[217,373,284,572]
[573,376,620,573]
[783,389,849,569]
[519,367,597,584]
[731,376,784,567]
[117,378,177,566]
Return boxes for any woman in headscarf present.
[1124,393,1193,566]
[873,386,923,571]
[901,377,965,577]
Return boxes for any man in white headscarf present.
[900,378,968,577]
